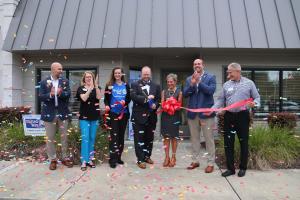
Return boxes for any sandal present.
[169,154,176,167]
[163,157,170,167]
[87,161,96,168]
[81,163,87,171]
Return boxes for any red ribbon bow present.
[161,97,182,115]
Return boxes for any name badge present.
[227,87,234,92]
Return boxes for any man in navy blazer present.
[39,62,73,170]
[183,59,216,173]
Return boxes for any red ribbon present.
[160,97,253,115]
[103,101,126,130]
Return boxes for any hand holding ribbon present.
[159,97,254,115]
[103,101,127,130]
[160,96,182,115]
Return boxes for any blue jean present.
[79,120,98,163]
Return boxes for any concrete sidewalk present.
[0,141,299,200]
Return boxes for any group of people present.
[39,58,260,177]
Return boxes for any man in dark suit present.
[39,62,73,170]
[183,59,216,173]
[130,66,161,169]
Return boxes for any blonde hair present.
[81,71,96,86]
[166,73,178,82]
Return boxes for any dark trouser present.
[133,120,156,163]
[108,112,129,164]
[224,110,250,171]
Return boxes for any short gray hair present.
[166,73,177,82]
[228,63,241,71]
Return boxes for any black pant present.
[224,110,250,171]
[133,120,156,163]
[108,112,129,164]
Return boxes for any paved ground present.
[0,141,299,200]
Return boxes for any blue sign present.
[22,115,46,136]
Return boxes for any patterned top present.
[213,77,260,112]
[110,82,128,114]
[163,87,180,101]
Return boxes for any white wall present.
[0,0,20,107]
[0,24,2,106]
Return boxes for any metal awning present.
[3,0,300,52]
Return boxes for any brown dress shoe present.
[205,166,214,173]
[62,158,73,168]
[136,162,146,169]
[49,160,57,170]
[145,158,154,164]
[187,162,200,170]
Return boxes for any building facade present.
[1,0,300,136]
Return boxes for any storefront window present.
[37,68,97,117]
[282,71,300,114]
[224,67,300,118]
[255,71,280,114]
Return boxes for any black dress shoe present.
[117,160,124,165]
[110,163,117,168]
[222,170,235,177]
[238,169,246,177]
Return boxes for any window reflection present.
[255,71,279,114]
[236,68,299,118]
[282,71,300,114]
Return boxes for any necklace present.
[167,88,176,97]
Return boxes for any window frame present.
[222,66,299,117]
[36,67,98,114]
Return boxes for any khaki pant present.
[188,116,215,166]
[44,118,68,160]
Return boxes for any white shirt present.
[141,81,150,94]
[51,76,59,107]
[196,71,205,92]
[144,85,150,94]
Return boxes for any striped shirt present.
[213,76,260,112]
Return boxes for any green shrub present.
[216,126,300,169]
[217,111,254,135]
[0,121,110,164]
[0,122,45,159]
[0,106,31,124]
[267,112,297,130]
